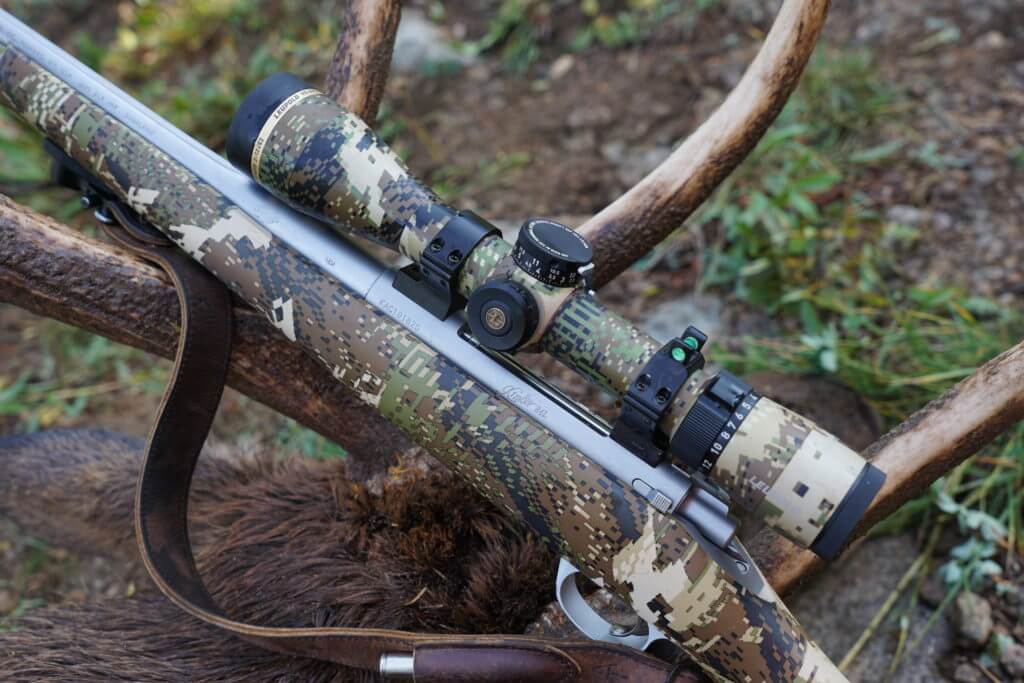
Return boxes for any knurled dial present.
[512,218,593,288]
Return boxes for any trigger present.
[555,557,667,652]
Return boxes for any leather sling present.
[102,211,698,683]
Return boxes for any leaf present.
[791,170,839,194]
[939,561,962,586]
[819,348,838,373]
[788,192,820,221]
[935,491,960,514]
[849,139,906,164]
[976,560,1002,578]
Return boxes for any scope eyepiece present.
[668,372,885,560]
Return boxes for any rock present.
[1001,640,1024,678]
[566,104,613,130]
[952,591,993,646]
[886,204,931,226]
[919,570,947,608]
[951,662,981,683]
[641,294,722,343]
[549,54,575,80]
[391,9,473,74]
[971,166,998,188]
[933,211,954,232]
[974,31,1008,50]
[0,589,16,614]
[600,142,673,187]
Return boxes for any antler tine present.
[325,0,402,123]
[755,339,1024,595]
[578,0,831,287]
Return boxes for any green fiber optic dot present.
[671,347,686,362]
[682,336,699,350]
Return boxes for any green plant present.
[274,419,347,461]
[461,0,541,72]
[0,322,167,433]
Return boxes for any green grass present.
[459,0,717,71]
[0,322,168,432]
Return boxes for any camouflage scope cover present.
[228,75,884,556]
[0,42,848,683]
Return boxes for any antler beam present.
[759,340,1024,595]
[324,0,402,124]
[0,195,411,477]
[578,0,831,287]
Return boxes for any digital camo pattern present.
[246,87,690,390]
[714,400,866,547]
[221,82,873,553]
[0,45,846,682]
[250,88,451,259]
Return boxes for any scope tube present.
[0,27,848,681]
[226,74,884,558]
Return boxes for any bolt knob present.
[512,218,593,288]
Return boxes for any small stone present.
[918,571,947,608]
[549,54,575,80]
[391,9,473,74]
[0,589,16,614]
[933,211,954,232]
[600,143,672,187]
[886,204,931,226]
[566,104,613,130]
[1001,640,1024,677]
[975,31,1007,50]
[951,662,981,683]
[971,166,998,187]
[952,591,993,646]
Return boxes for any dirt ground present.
[1,0,1022,680]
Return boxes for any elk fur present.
[0,429,554,681]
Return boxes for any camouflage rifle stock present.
[224,76,885,557]
[0,11,850,681]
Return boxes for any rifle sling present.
[105,214,696,683]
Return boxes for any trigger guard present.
[555,558,667,651]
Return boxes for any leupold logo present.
[502,385,548,418]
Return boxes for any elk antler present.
[324,0,402,124]
[578,0,831,287]
[759,339,1024,595]
[0,195,411,478]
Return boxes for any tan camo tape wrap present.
[713,398,864,547]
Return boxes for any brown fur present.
[0,429,555,681]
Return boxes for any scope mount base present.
[392,209,499,320]
[610,327,707,467]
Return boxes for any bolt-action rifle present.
[0,10,884,682]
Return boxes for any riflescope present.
[227,73,885,560]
